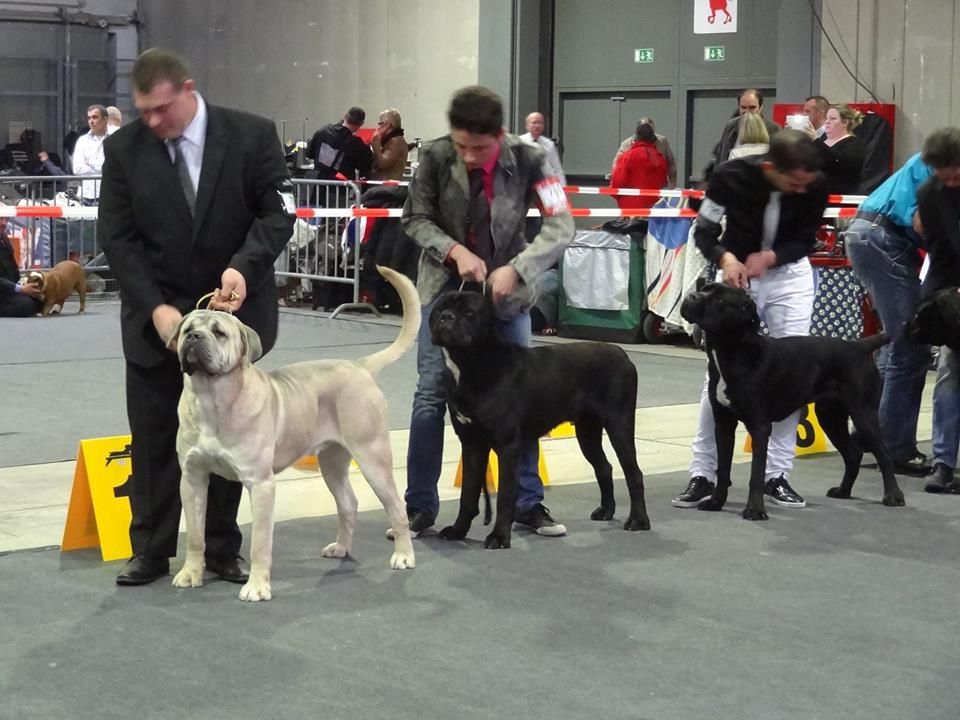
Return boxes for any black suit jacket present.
[98,103,295,367]
[918,176,960,296]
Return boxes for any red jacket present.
[610,140,668,210]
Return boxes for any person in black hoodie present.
[305,106,373,181]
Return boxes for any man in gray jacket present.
[401,85,575,537]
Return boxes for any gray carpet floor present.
[4,454,959,720]
[0,302,706,466]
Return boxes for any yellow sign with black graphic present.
[61,435,134,562]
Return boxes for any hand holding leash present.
[744,250,777,279]
[210,268,247,312]
[718,252,749,289]
[449,244,487,283]
[488,265,519,306]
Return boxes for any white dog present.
[169,266,418,601]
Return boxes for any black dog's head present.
[905,287,960,351]
[429,290,496,349]
[680,282,761,336]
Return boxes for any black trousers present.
[125,355,242,560]
[0,292,41,317]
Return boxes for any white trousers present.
[689,258,815,482]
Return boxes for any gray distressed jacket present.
[402,133,575,316]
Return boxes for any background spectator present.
[370,108,408,180]
[816,105,867,195]
[610,120,668,210]
[613,116,676,188]
[704,89,780,180]
[0,213,43,317]
[520,112,566,185]
[305,106,373,182]
[728,112,770,159]
[72,104,108,200]
[106,106,123,134]
[802,95,830,138]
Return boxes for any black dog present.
[430,290,650,549]
[680,283,905,520]
[904,287,960,350]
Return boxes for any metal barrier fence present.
[0,174,105,271]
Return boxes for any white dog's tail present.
[359,266,422,377]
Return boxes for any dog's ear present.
[241,323,263,364]
[165,315,189,352]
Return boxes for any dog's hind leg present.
[575,415,616,521]
[351,439,415,569]
[77,279,87,313]
[317,444,359,560]
[172,467,209,589]
[849,409,906,507]
[605,414,650,531]
[817,398,861,499]
[440,442,487,541]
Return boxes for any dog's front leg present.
[699,406,736,512]
[440,442,486,541]
[742,422,771,521]
[239,477,276,602]
[485,443,521,549]
[172,468,208,589]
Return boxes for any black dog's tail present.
[483,481,492,525]
[858,332,890,352]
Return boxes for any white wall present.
[140,0,479,143]
[819,0,960,164]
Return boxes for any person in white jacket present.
[72,104,109,200]
[519,112,566,185]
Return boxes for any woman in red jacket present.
[610,120,668,210]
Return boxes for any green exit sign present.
[634,48,654,63]
[704,45,726,62]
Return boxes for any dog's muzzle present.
[179,333,214,376]
[680,293,706,324]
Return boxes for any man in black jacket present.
[914,127,960,493]
[305,107,373,181]
[98,48,294,586]
[0,215,43,317]
[673,130,828,511]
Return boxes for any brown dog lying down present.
[23,260,87,317]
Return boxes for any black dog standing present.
[430,290,650,548]
[681,283,905,519]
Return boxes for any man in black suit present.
[99,48,295,586]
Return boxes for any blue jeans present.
[932,347,960,469]
[844,217,929,461]
[405,284,544,519]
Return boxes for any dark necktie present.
[171,137,196,216]
[467,168,492,264]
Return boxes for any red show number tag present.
[535,177,569,217]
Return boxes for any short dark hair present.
[634,121,656,143]
[132,48,191,94]
[767,129,821,172]
[922,127,960,169]
[448,86,503,136]
[805,95,830,111]
[345,106,365,126]
[87,104,107,119]
[741,88,764,108]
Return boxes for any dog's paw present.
[238,576,272,602]
[438,524,468,541]
[483,531,511,550]
[623,513,651,531]
[390,551,416,569]
[590,505,615,521]
[741,506,769,521]
[826,486,851,499]
[321,542,349,559]
[171,564,203,589]
[882,491,906,507]
[697,497,725,512]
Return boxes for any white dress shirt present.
[72,131,107,199]
[519,132,566,185]
[165,92,208,195]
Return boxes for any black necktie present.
[171,137,196,216]
[467,168,492,264]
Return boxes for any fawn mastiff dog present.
[429,289,649,549]
[169,266,417,601]
[681,282,905,520]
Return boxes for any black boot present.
[924,463,955,493]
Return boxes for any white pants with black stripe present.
[688,258,815,482]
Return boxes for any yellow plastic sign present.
[453,441,551,491]
[61,435,134,562]
[744,403,829,456]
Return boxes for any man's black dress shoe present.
[116,555,170,586]
[893,451,933,477]
[925,463,959,493]
[206,555,250,584]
